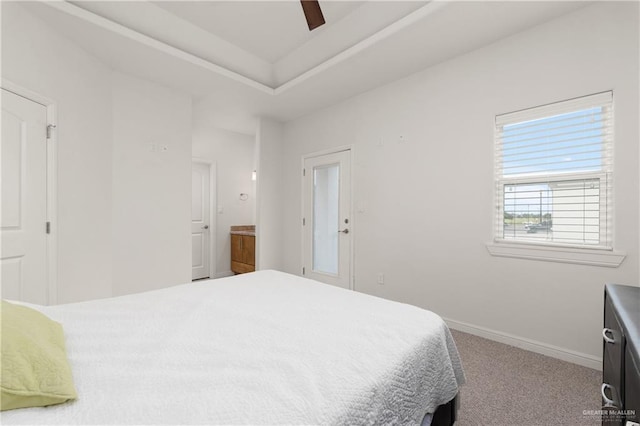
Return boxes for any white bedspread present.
[2,270,464,425]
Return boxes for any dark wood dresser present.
[603,284,639,426]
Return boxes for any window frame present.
[487,92,625,267]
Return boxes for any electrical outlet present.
[377,273,384,285]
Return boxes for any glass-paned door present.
[303,150,351,289]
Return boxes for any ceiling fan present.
[300,0,326,31]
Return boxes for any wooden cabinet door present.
[231,234,242,263]
[242,235,255,266]
[231,234,255,274]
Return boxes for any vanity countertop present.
[230,230,255,236]
[230,225,255,236]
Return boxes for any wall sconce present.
[251,170,257,181]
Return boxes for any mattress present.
[1,270,465,425]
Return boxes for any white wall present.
[3,3,194,302]
[282,2,639,364]
[111,72,192,296]
[255,118,284,271]
[192,106,256,277]
[2,3,113,303]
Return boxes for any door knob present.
[339,228,349,234]
[202,225,209,229]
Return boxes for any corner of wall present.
[255,117,285,271]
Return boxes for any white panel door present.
[303,149,352,289]
[1,89,48,304]
[191,162,210,280]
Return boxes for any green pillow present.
[1,300,77,411]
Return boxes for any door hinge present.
[303,168,306,177]
[46,124,56,140]
[302,217,305,226]
[46,222,51,234]
[302,267,305,275]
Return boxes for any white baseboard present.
[214,270,234,279]
[443,317,602,371]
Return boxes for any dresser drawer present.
[624,348,639,424]
[604,296,624,376]
[603,294,625,421]
[603,284,640,426]
[602,355,622,408]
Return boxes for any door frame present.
[191,158,217,280]
[300,145,354,290]
[2,79,58,305]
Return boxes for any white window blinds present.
[495,92,613,249]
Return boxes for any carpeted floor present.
[450,329,602,425]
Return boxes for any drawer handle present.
[601,383,618,408]
[602,328,615,344]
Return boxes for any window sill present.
[486,242,626,267]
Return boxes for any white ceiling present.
[23,1,591,134]
[152,1,366,64]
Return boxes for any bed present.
[1,270,465,425]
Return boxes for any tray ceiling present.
[18,1,591,133]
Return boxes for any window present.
[494,92,613,250]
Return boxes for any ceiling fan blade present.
[300,0,325,31]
